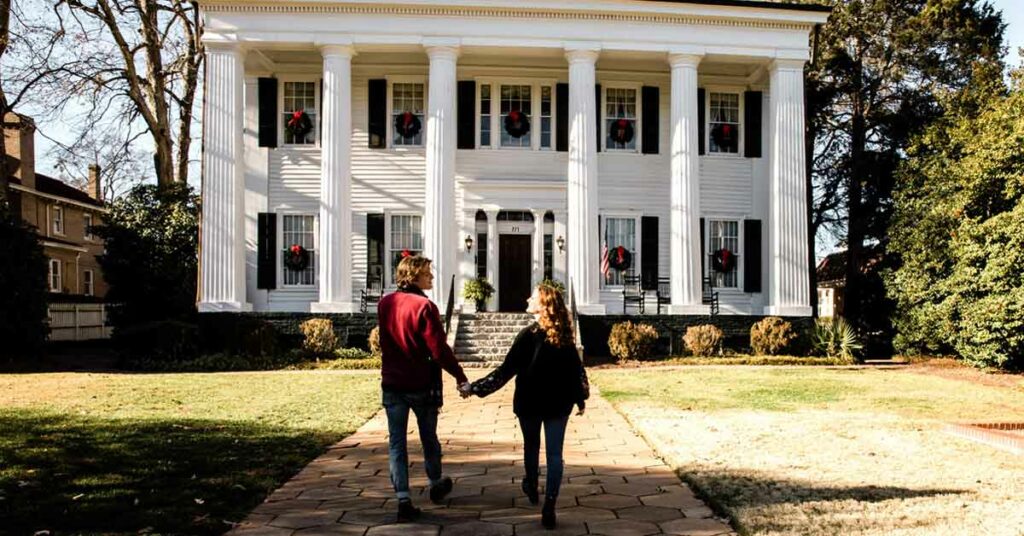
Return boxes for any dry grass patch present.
[593,367,1024,536]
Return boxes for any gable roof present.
[9,172,104,208]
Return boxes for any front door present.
[498,234,532,312]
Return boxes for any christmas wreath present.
[608,246,632,272]
[712,248,736,273]
[285,244,310,272]
[711,123,737,150]
[286,110,313,139]
[610,118,635,145]
[503,110,530,139]
[394,111,422,140]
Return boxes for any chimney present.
[3,112,36,190]
[88,164,102,202]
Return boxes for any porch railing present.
[569,279,583,359]
[444,274,456,334]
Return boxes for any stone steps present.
[454,312,534,363]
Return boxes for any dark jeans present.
[518,414,570,500]
[383,389,442,499]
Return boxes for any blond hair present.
[395,255,432,288]
[536,283,574,348]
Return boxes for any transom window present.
[708,220,739,288]
[52,205,64,235]
[605,88,638,151]
[602,217,637,287]
[282,81,317,145]
[709,92,740,154]
[500,85,532,148]
[49,259,61,292]
[392,83,425,147]
[281,214,316,287]
[389,214,423,285]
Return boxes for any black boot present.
[397,498,421,522]
[429,476,453,504]
[541,496,557,529]
[521,476,539,505]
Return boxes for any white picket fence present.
[47,303,113,341]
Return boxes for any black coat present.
[470,323,590,418]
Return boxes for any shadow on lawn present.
[0,410,344,535]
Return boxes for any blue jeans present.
[383,389,443,499]
[519,414,570,499]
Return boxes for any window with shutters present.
[500,85,532,148]
[391,82,425,147]
[477,80,555,150]
[388,214,423,285]
[604,86,639,152]
[708,92,741,154]
[708,220,740,288]
[601,216,639,287]
[282,81,318,145]
[281,214,317,287]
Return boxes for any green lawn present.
[0,370,380,535]
[593,367,1024,536]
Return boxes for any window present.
[709,92,740,154]
[281,214,316,286]
[83,269,94,296]
[500,85,532,148]
[708,220,739,288]
[602,217,637,286]
[479,84,492,148]
[52,205,64,235]
[543,211,554,281]
[84,213,94,241]
[282,81,318,145]
[540,86,553,150]
[389,214,423,285]
[392,82,425,147]
[49,259,62,292]
[605,87,638,151]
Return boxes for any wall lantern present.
[465,234,474,252]
[556,235,565,252]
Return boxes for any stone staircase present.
[454,312,535,363]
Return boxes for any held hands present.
[457,382,473,399]
[576,401,586,416]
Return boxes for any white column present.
[766,59,813,316]
[552,209,568,284]
[199,42,250,312]
[531,209,545,287]
[312,44,357,313]
[423,44,459,310]
[565,46,604,314]
[485,208,499,311]
[243,76,270,311]
[668,53,705,314]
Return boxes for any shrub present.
[540,279,566,295]
[750,317,798,356]
[115,320,199,362]
[335,347,372,360]
[368,326,381,357]
[813,317,863,364]
[608,321,659,363]
[462,278,495,309]
[299,318,338,358]
[0,209,48,359]
[124,350,307,372]
[683,324,723,357]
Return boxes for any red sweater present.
[377,287,468,392]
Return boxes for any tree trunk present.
[0,0,10,208]
[846,98,866,328]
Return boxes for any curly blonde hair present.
[395,255,432,288]
[536,283,574,348]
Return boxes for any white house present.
[197,0,827,317]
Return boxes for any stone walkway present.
[230,371,735,536]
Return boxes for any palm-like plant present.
[814,317,863,364]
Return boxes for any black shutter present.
[368,79,387,149]
[641,86,659,155]
[699,217,706,277]
[595,84,602,153]
[367,213,385,287]
[257,213,277,289]
[744,219,762,293]
[257,78,278,148]
[744,91,762,158]
[457,81,476,149]
[641,216,659,289]
[697,88,706,156]
[556,83,569,152]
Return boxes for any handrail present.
[569,278,583,358]
[444,274,456,334]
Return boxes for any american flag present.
[600,241,610,281]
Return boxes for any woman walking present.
[460,283,589,530]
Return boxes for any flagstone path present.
[229,371,735,536]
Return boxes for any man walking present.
[376,254,470,521]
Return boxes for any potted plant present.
[462,277,495,312]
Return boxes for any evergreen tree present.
[0,205,49,360]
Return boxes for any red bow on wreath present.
[290,244,302,254]
[509,110,521,123]
[615,119,629,135]
[401,249,412,258]
[615,246,626,263]
[401,111,415,129]
[288,110,305,129]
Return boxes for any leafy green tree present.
[889,69,1023,369]
[0,206,49,359]
[95,183,199,329]
[806,0,1005,343]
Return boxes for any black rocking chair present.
[622,273,646,314]
[655,277,672,315]
[702,276,720,317]
[360,274,385,313]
